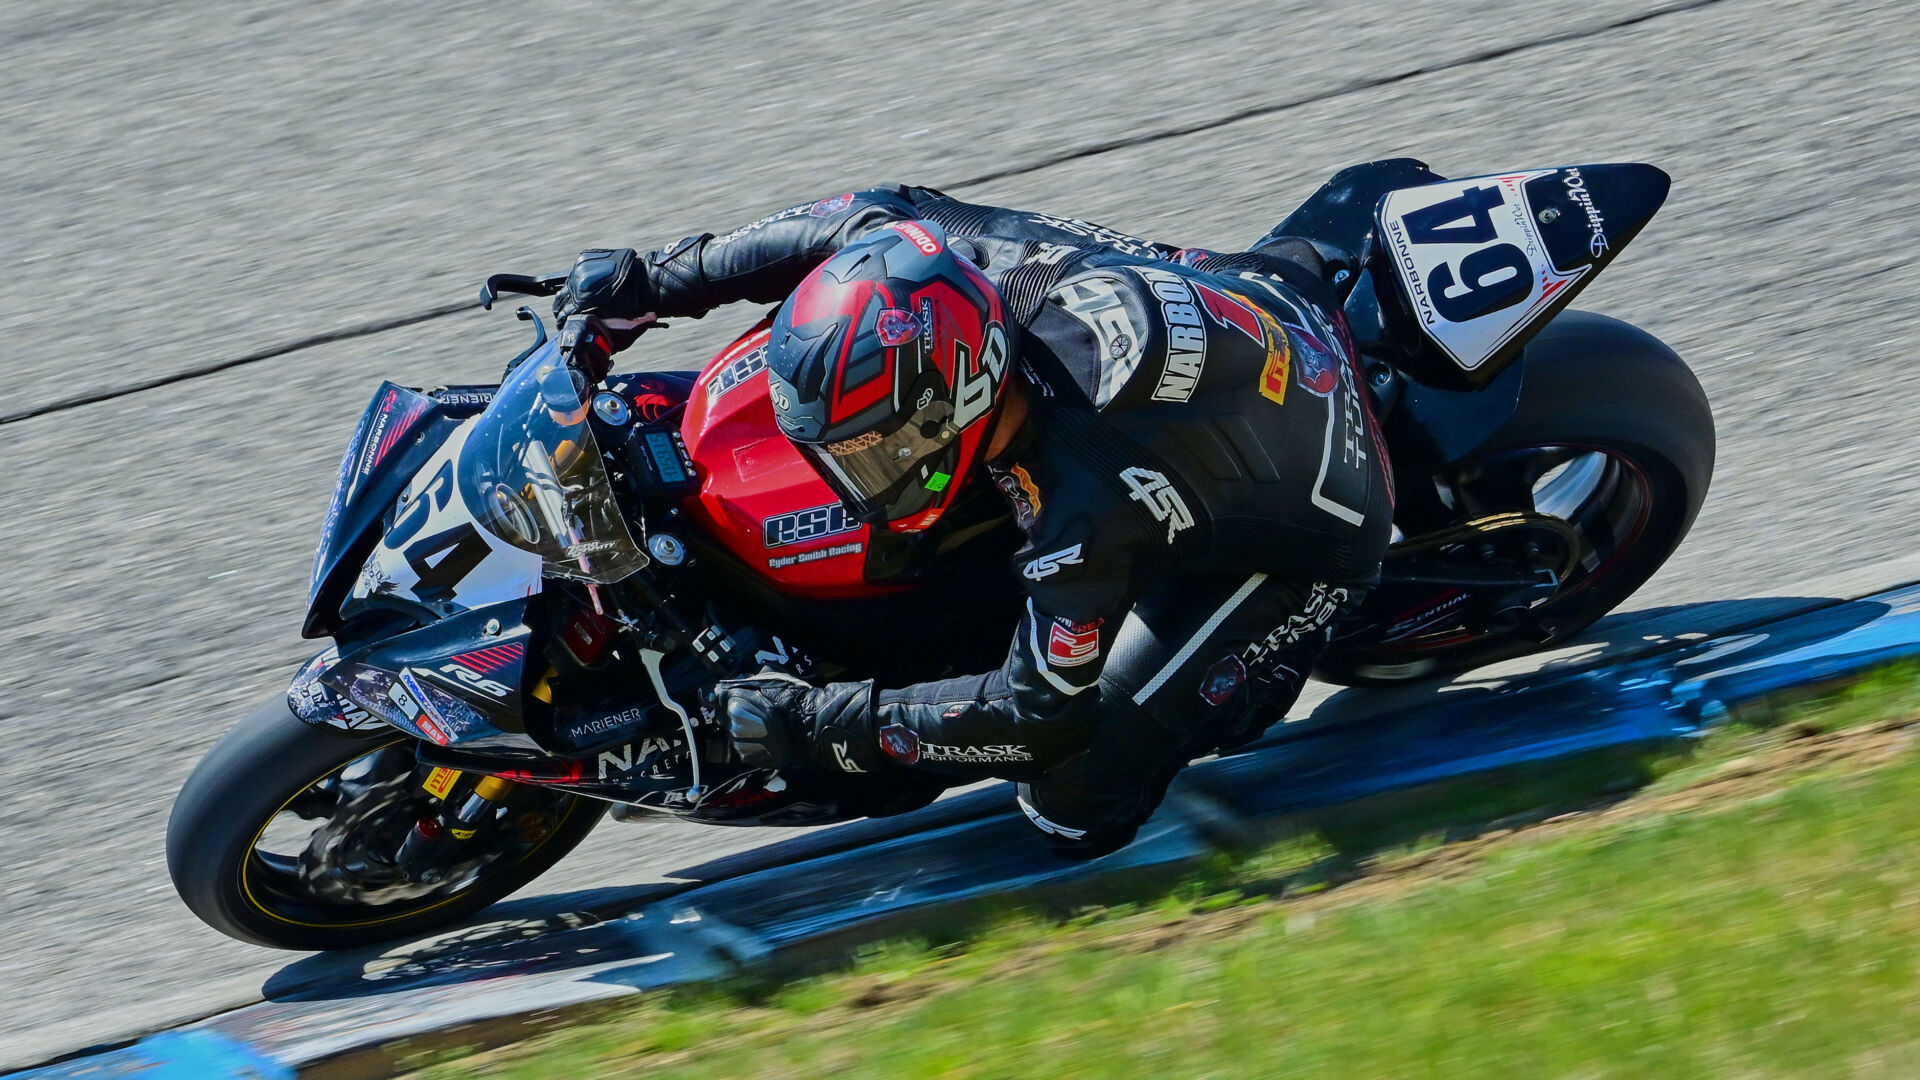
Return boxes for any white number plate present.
[1377,170,1587,372]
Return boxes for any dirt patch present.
[1218,714,1920,929]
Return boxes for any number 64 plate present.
[1377,170,1589,373]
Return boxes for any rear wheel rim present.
[1356,443,1657,661]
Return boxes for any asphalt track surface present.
[2,0,1918,1067]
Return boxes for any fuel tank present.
[679,322,887,599]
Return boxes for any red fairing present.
[681,321,893,598]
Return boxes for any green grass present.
[406,664,1920,1080]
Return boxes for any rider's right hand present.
[713,672,817,769]
[553,248,660,353]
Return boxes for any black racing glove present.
[714,673,814,768]
[712,673,882,775]
[553,248,660,353]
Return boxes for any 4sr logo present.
[1120,467,1194,543]
[1023,544,1084,581]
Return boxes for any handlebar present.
[483,271,663,382]
[481,271,612,380]
[555,315,617,382]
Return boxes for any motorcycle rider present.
[553,184,1394,857]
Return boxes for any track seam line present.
[950,0,1730,188]
[0,300,475,426]
[0,0,1731,428]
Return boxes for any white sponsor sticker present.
[1027,213,1162,257]
[1056,276,1144,408]
[919,743,1034,764]
[1132,267,1208,402]
[1378,170,1589,372]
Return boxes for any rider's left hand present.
[553,248,660,353]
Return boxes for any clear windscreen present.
[456,341,649,584]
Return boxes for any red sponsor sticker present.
[561,608,615,664]
[632,390,675,421]
[1046,616,1104,667]
[810,192,855,217]
[1197,654,1248,706]
[1286,320,1340,397]
[879,723,921,765]
[891,221,943,255]
[451,642,524,674]
[1194,283,1263,344]
[416,714,452,746]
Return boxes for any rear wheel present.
[1317,312,1714,685]
[167,695,604,950]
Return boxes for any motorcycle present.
[167,160,1713,949]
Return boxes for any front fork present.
[393,772,525,877]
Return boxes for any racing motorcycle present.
[167,160,1714,949]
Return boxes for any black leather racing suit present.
[640,185,1395,850]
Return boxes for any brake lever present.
[479,272,568,311]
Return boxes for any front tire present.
[167,695,604,950]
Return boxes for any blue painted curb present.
[9,1030,291,1080]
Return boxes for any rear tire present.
[167,695,604,950]
[1317,311,1714,685]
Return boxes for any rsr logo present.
[440,664,511,698]
[764,503,860,548]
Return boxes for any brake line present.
[640,647,703,801]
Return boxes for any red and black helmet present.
[766,220,1012,532]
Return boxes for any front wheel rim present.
[236,740,588,931]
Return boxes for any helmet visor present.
[800,395,961,527]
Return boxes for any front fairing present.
[314,601,542,752]
[339,420,545,625]
[300,343,660,753]
[304,383,465,637]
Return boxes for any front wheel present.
[166,695,605,950]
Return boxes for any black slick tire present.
[166,695,604,950]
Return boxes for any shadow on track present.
[255,592,1897,1009]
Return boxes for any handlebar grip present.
[556,316,615,382]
